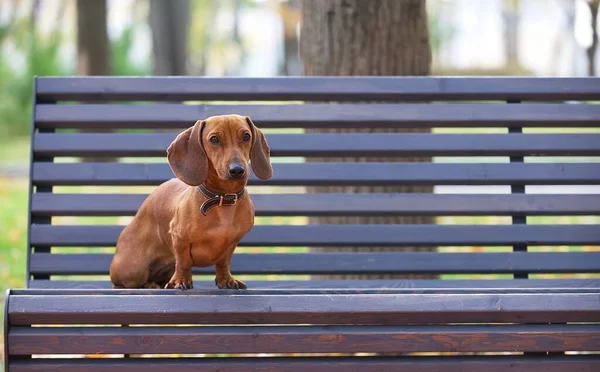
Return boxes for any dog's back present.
[109,179,187,288]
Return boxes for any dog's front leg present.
[215,247,247,290]
[165,236,194,290]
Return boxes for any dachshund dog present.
[109,114,272,290]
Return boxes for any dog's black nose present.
[228,163,245,178]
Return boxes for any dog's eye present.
[209,136,219,144]
[242,133,251,142]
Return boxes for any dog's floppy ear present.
[246,116,273,180]
[167,120,207,186]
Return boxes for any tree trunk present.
[76,0,110,76]
[76,0,113,162]
[149,0,190,75]
[503,0,520,71]
[278,0,302,75]
[587,0,599,76]
[300,0,436,280]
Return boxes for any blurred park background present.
[0,0,599,364]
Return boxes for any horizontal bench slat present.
[36,76,600,101]
[32,163,600,186]
[33,133,600,157]
[30,193,600,217]
[28,252,600,276]
[9,293,600,325]
[34,103,600,129]
[26,278,600,290]
[29,224,600,247]
[14,288,600,296]
[9,324,599,355]
[11,355,600,372]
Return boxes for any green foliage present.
[0,17,149,141]
[427,10,454,55]
[111,24,150,76]
[0,177,27,290]
[0,17,71,139]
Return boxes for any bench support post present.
[508,99,528,279]
[27,77,55,284]
[509,99,563,358]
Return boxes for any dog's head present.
[167,114,273,186]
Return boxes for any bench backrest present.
[27,76,600,289]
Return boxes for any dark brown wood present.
[32,132,600,157]
[31,162,600,186]
[30,193,600,217]
[28,252,600,276]
[9,324,600,355]
[35,76,600,102]
[4,289,10,372]
[8,292,600,325]
[27,78,54,283]
[29,224,600,247]
[26,278,600,290]
[10,355,600,372]
[34,103,600,129]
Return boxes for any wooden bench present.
[4,76,600,371]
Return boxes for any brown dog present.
[109,114,272,290]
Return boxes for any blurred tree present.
[77,0,112,161]
[277,0,302,75]
[149,0,190,75]
[0,0,71,138]
[0,1,17,44]
[300,0,436,280]
[587,0,599,76]
[188,0,214,76]
[550,0,576,75]
[111,0,151,77]
[112,25,151,77]
[76,0,111,76]
[503,0,520,71]
[0,1,149,139]
[427,0,455,72]
[222,0,248,75]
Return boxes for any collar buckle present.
[224,193,238,205]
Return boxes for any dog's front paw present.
[215,275,247,290]
[165,274,193,291]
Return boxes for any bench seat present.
[5,288,600,371]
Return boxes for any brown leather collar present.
[197,184,245,216]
